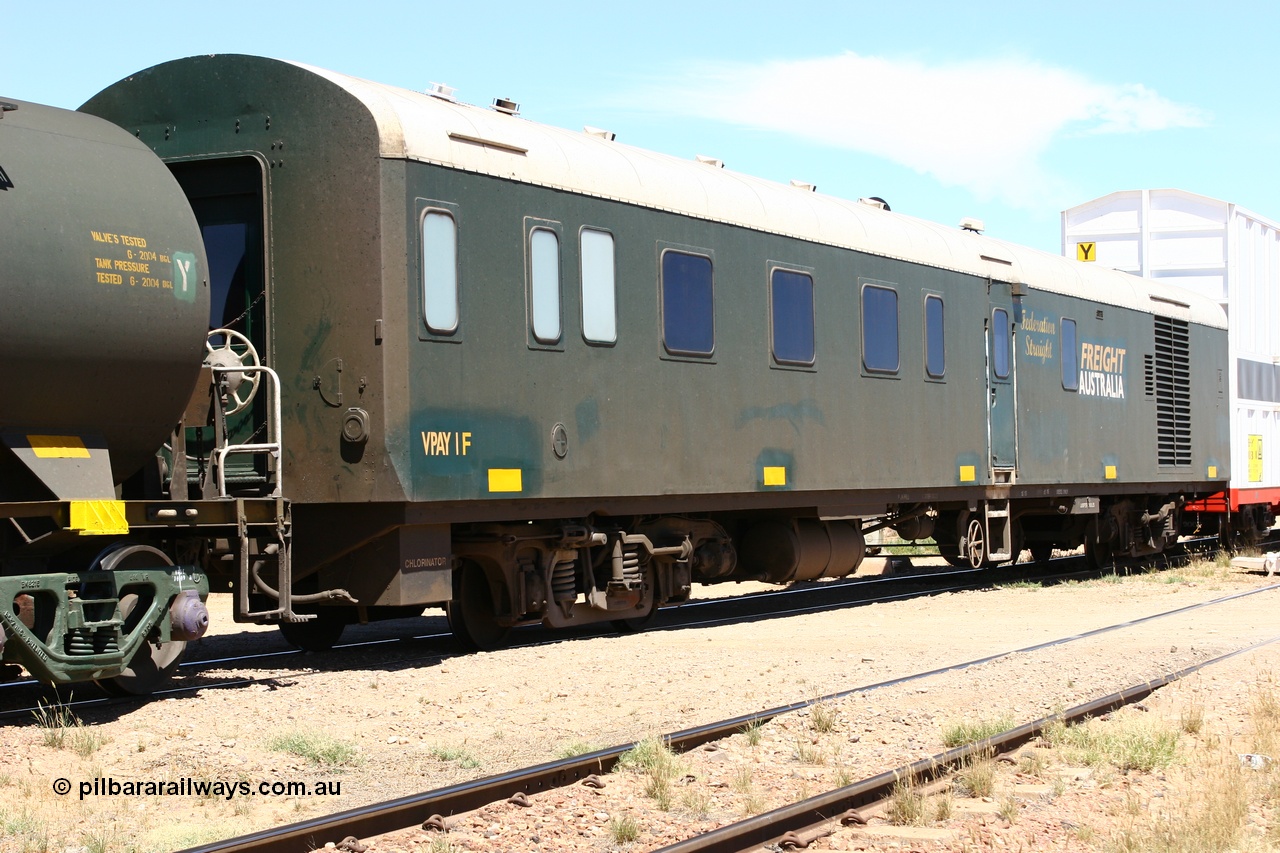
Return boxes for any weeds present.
[616,737,685,812]
[997,793,1020,823]
[609,814,639,844]
[81,828,115,853]
[886,778,928,826]
[955,750,997,798]
[1017,749,1047,777]
[32,701,75,749]
[1179,700,1205,736]
[740,720,764,747]
[934,789,954,820]
[794,738,826,765]
[425,838,458,853]
[680,786,711,818]
[31,701,105,756]
[556,741,599,759]
[2,811,49,853]
[941,716,1015,748]
[810,701,838,734]
[268,730,361,767]
[428,745,481,769]
[887,777,953,826]
[1043,712,1178,772]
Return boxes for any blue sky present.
[7,1,1274,253]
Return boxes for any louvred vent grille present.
[1154,316,1191,467]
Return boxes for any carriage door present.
[986,283,1018,477]
[168,157,270,495]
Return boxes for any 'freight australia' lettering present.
[1078,341,1126,399]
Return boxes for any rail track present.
[0,547,1147,719]
[175,579,1280,853]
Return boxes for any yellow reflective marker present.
[1208,466,1218,478]
[1249,435,1263,482]
[763,466,787,487]
[29,435,90,459]
[959,465,976,483]
[1077,242,1096,262]
[487,468,523,493]
[1105,465,1117,480]
[70,500,129,535]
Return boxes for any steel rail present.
[179,583,1280,853]
[654,635,1280,853]
[1,532,1229,702]
[0,554,1103,718]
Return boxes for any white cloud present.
[631,53,1207,210]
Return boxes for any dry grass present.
[1052,671,1280,853]
[615,737,686,812]
[809,701,839,734]
[31,701,107,757]
[941,716,1016,748]
[886,776,954,827]
[1042,710,1179,773]
[954,749,998,798]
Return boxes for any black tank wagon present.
[0,99,290,692]
[79,54,1231,654]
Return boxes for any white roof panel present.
[297,62,1227,330]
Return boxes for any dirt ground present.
[2,559,1279,852]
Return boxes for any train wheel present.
[93,544,187,697]
[935,512,969,566]
[962,515,988,569]
[446,561,511,651]
[279,611,346,652]
[1084,520,1115,571]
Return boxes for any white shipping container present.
[1063,189,1280,520]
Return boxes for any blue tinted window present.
[862,285,899,373]
[1062,318,1078,390]
[925,295,945,378]
[771,269,815,365]
[662,251,714,355]
[993,308,1011,379]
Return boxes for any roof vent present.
[859,197,890,212]
[790,180,817,192]
[492,97,520,116]
[695,155,724,168]
[426,82,457,102]
[0,102,18,118]
[959,216,985,233]
[583,125,616,141]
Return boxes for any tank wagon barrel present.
[0,98,308,693]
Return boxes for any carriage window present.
[581,229,616,344]
[925,295,945,378]
[529,227,561,344]
[770,268,815,365]
[421,210,459,334]
[993,307,1011,379]
[861,283,899,373]
[1061,318,1079,390]
[661,250,714,356]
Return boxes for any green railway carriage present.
[81,54,1229,651]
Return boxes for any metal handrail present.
[209,364,283,498]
